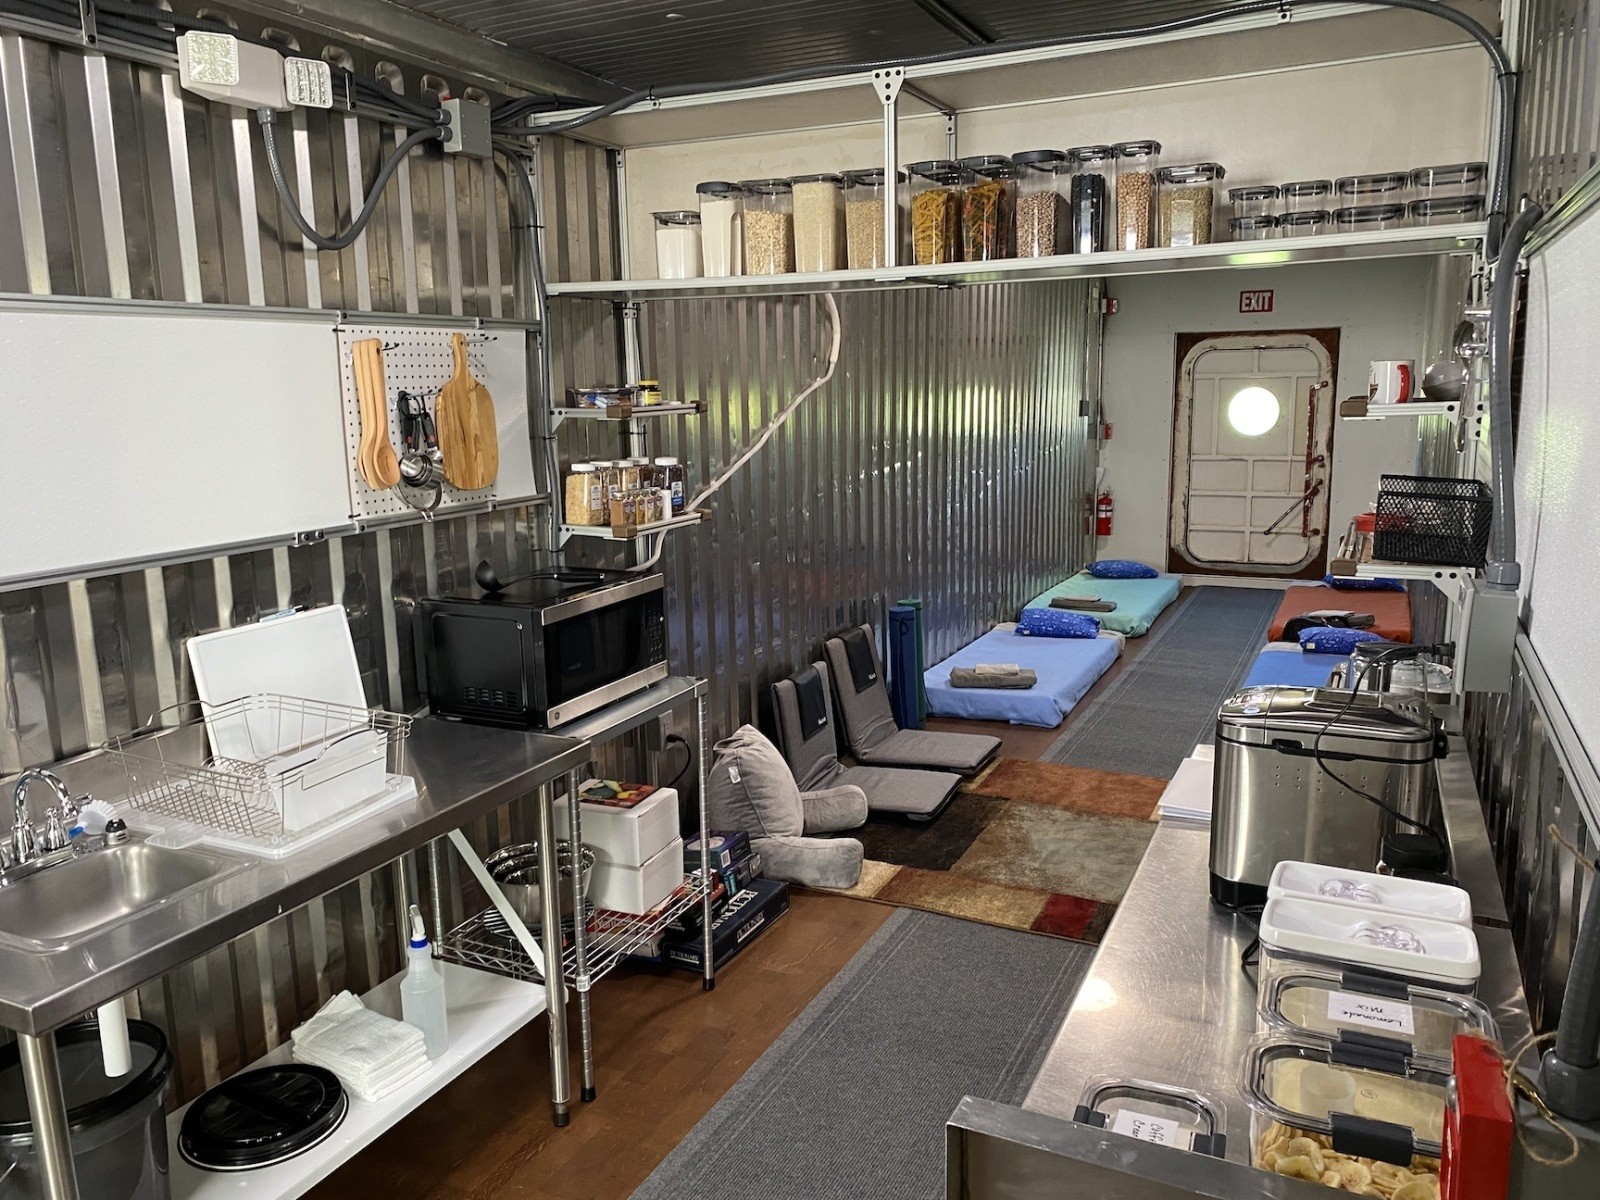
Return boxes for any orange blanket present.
[1268,584,1413,643]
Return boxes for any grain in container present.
[1409,162,1487,202]
[1158,162,1225,247]
[696,180,743,276]
[1112,140,1161,250]
[1331,203,1406,233]
[1257,896,1482,994]
[1012,149,1069,258]
[789,172,845,272]
[842,168,903,269]
[1067,145,1114,254]
[1073,1077,1228,1157]
[1243,1033,1449,1188]
[957,155,1019,261]
[1278,210,1329,237]
[651,210,702,280]
[563,463,604,526]
[1228,184,1280,220]
[906,160,971,265]
[1282,180,1333,212]
[1229,215,1278,241]
[1408,195,1485,227]
[738,178,795,274]
[1267,861,1472,926]
[1334,172,1409,205]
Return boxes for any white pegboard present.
[336,322,537,520]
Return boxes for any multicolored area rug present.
[825,759,1164,944]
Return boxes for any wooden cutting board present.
[354,338,399,489]
[438,333,499,491]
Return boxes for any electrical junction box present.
[442,97,492,158]
[178,32,288,110]
[1455,578,1519,693]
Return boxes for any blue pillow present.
[1018,608,1101,639]
[1087,559,1159,580]
[1298,627,1387,655]
[1323,572,1406,593]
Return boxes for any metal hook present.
[380,340,401,351]
[463,332,498,343]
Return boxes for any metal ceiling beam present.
[909,0,996,45]
[222,0,624,100]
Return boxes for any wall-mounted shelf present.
[560,511,707,543]
[546,224,1485,302]
[550,402,704,429]
[1327,558,1479,600]
[1340,398,1466,420]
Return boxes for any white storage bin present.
[1267,861,1472,926]
[554,782,679,869]
[588,836,684,915]
[1258,896,1480,994]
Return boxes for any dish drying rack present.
[103,695,416,858]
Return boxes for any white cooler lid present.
[1267,861,1472,926]
[1259,896,1480,986]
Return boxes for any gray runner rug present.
[630,908,1091,1200]
[1042,585,1281,777]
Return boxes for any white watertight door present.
[1170,333,1333,574]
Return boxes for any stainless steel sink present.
[0,841,235,951]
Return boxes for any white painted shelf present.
[560,512,706,541]
[169,964,547,1200]
[546,224,1484,301]
[1340,399,1465,421]
[1352,560,1477,582]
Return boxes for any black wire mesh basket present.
[1373,474,1492,567]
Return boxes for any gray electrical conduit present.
[1484,201,1543,591]
[1545,871,1600,1119]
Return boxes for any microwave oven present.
[417,569,668,729]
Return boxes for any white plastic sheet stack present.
[290,991,431,1102]
[1156,744,1215,823]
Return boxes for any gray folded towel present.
[1051,596,1117,612]
[951,667,1037,689]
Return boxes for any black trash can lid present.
[179,1064,347,1172]
[0,1020,171,1138]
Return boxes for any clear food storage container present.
[842,168,903,269]
[1112,140,1161,250]
[1409,162,1487,201]
[1278,209,1329,237]
[1067,145,1114,254]
[1158,162,1225,247]
[1267,861,1472,926]
[907,159,970,265]
[1257,964,1496,1067]
[1229,184,1279,220]
[790,172,844,272]
[1331,203,1407,233]
[1335,172,1409,205]
[1013,149,1068,258]
[1258,896,1481,994]
[651,210,702,280]
[1408,196,1485,227]
[1229,215,1278,241]
[696,180,743,276]
[958,155,1019,261]
[1245,1034,1447,1188]
[1282,180,1333,212]
[738,178,795,274]
[1074,1077,1228,1157]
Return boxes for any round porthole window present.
[1227,386,1281,436]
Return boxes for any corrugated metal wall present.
[1514,0,1600,206]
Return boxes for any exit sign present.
[1240,289,1275,313]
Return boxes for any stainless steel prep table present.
[1,717,590,1200]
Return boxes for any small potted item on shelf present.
[696,180,743,276]
[738,179,796,274]
[652,210,703,280]
[1067,145,1115,254]
[1111,140,1162,251]
[1013,149,1070,258]
[906,160,972,265]
[1157,162,1225,247]
[957,154,1020,261]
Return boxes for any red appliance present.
[1440,1033,1514,1200]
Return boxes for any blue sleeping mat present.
[1023,572,1183,637]
[925,626,1121,728]
[1241,644,1349,690]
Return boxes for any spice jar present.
[1067,145,1113,254]
[1409,162,1487,202]
[654,456,685,515]
[790,172,845,272]
[1013,149,1068,258]
[1157,163,1224,247]
[957,155,1018,261]
[1281,180,1332,213]
[1331,203,1406,233]
[563,463,603,526]
[592,460,621,506]
[906,160,970,265]
[635,378,662,406]
[842,168,904,269]
[1229,215,1278,241]
[738,179,795,275]
[1112,140,1161,251]
[1228,185,1280,220]
[652,211,702,280]
[1334,173,1409,206]
[696,181,743,276]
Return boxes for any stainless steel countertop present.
[1023,734,1536,1161]
[0,718,590,1035]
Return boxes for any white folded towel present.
[290,991,431,1102]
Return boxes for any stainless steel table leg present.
[18,1031,80,1200]
[563,767,596,1101]
[535,782,572,1126]
[697,693,715,991]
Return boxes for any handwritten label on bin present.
[1327,991,1415,1036]
[1110,1110,1184,1147]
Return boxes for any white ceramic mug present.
[1369,360,1414,404]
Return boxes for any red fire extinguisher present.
[1095,490,1113,538]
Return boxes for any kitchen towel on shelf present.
[290,990,431,1102]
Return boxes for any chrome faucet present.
[9,769,75,868]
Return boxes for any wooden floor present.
[307,891,892,1200]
